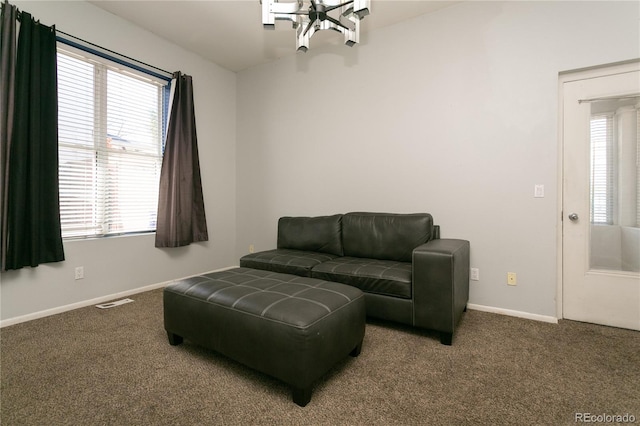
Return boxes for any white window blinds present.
[590,114,614,224]
[57,48,167,238]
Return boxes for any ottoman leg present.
[440,332,453,346]
[350,340,363,357]
[167,332,183,346]
[292,386,312,407]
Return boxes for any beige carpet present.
[1,288,639,425]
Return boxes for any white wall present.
[1,1,237,322]
[236,1,640,318]
[3,1,638,324]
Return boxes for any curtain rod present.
[2,1,173,80]
[55,29,173,80]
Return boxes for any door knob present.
[568,213,579,221]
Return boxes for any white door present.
[562,61,640,331]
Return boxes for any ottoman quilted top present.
[164,267,364,329]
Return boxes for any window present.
[57,47,169,238]
[590,114,614,224]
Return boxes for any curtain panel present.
[1,1,17,270]
[155,72,208,248]
[2,9,64,270]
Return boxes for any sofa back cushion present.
[277,214,344,256]
[342,212,434,262]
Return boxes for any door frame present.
[556,58,640,321]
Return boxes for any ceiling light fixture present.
[261,0,371,52]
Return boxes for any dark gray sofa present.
[240,212,470,345]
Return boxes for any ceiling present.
[89,1,459,72]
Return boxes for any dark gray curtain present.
[1,1,17,271]
[3,11,64,270]
[155,72,208,248]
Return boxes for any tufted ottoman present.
[163,267,366,406]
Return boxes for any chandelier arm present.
[302,19,316,36]
[324,0,354,13]
[310,0,318,10]
[274,11,309,15]
[325,15,350,31]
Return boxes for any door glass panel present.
[589,97,640,272]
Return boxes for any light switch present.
[534,184,544,198]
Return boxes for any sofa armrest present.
[412,239,470,343]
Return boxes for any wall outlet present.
[249,244,255,253]
[507,272,517,286]
[470,268,480,281]
[75,266,84,280]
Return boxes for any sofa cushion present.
[342,212,433,262]
[311,257,412,299]
[277,214,343,256]
[240,249,338,277]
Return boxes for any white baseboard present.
[467,303,558,324]
[2,271,558,328]
[0,266,237,328]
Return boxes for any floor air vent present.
[95,298,134,309]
